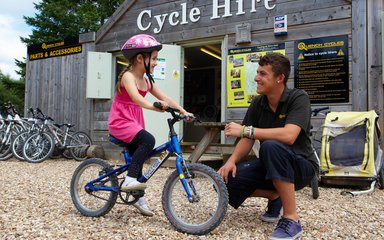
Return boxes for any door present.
[143,44,182,144]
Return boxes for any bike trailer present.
[319,110,384,194]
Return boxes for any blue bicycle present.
[70,103,229,235]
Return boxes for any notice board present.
[227,43,285,107]
[294,35,349,103]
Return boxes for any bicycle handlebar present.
[153,102,196,122]
[311,107,330,116]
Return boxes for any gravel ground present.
[1,158,384,240]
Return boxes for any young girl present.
[108,34,193,217]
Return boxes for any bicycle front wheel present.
[162,163,228,235]
[69,131,92,161]
[23,132,55,163]
[70,158,118,217]
[11,130,33,161]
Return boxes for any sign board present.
[274,15,287,36]
[294,35,349,103]
[227,43,285,107]
[27,37,82,61]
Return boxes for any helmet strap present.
[143,57,154,89]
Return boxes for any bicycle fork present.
[174,154,200,203]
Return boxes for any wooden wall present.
[25,33,96,134]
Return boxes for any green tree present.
[15,58,26,82]
[0,70,25,115]
[17,0,124,76]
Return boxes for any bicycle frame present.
[85,113,195,201]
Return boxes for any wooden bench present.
[186,121,259,163]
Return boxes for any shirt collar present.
[260,87,290,109]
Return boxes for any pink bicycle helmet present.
[121,34,162,59]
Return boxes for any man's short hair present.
[259,52,291,83]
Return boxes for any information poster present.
[227,43,285,107]
[294,35,349,103]
[153,58,166,81]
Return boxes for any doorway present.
[183,44,222,142]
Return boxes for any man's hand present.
[218,161,237,184]
[224,122,242,138]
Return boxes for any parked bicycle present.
[70,103,228,235]
[22,113,92,163]
[0,103,31,161]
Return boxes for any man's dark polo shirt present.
[242,88,318,171]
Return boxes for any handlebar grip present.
[153,102,162,109]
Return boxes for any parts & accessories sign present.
[27,37,82,61]
[294,35,349,104]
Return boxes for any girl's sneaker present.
[121,176,147,191]
[133,197,154,216]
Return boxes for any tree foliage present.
[0,70,25,115]
[21,0,125,45]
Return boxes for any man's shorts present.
[226,140,315,209]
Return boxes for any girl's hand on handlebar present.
[153,101,168,112]
[181,112,195,122]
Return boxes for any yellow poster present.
[227,43,285,107]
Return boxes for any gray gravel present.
[1,158,384,240]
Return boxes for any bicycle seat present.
[109,134,130,148]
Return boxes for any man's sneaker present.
[133,197,154,217]
[260,197,283,223]
[121,176,147,191]
[268,217,303,240]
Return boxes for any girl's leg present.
[127,130,155,216]
[121,130,155,191]
[127,129,155,178]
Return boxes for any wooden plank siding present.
[96,0,351,52]
[25,39,95,135]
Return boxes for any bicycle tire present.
[23,132,55,163]
[0,130,13,161]
[69,131,92,161]
[70,158,118,217]
[0,129,6,151]
[11,130,32,161]
[162,163,228,235]
[310,174,320,199]
[379,165,384,190]
[12,129,38,161]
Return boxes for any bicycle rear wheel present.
[69,131,92,161]
[23,132,55,163]
[70,158,118,217]
[162,163,228,235]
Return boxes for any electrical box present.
[86,51,113,98]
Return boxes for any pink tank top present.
[108,79,150,142]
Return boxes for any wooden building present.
[25,0,384,159]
